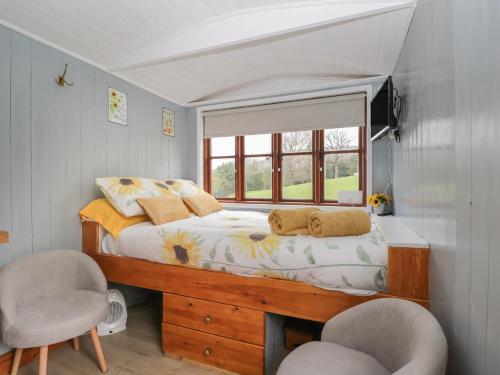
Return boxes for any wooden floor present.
[21,296,233,375]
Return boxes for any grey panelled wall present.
[391,0,500,374]
[0,24,190,279]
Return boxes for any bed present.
[83,210,429,375]
[102,210,388,296]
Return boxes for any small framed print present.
[108,88,127,125]
[162,107,175,137]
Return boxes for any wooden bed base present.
[82,220,429,374]
[83,220,429,319]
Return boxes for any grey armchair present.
[277,298,447,375]
[0,249,109,375]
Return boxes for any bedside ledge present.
[372,215,429,249]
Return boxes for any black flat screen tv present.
[371,77,398,141]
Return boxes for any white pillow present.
[96,177,176,217]
[163,179,204,197]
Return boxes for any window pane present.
[244,157,272,199]
[211,137,235,156]
[244,134,272,155]
[211,158,235,198]
[324,154,359,201]
[281,155,313,200]
[282,131,312,153]
[324,128,359,151]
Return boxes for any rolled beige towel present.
[308,209,371,237]
[268,207,320,235]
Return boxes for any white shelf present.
[372,215,428,249]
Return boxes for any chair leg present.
[72,337,80,351]
[11,348,23,375]
[90,327,108,373]
[39,346,48,375]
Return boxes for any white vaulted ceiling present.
[0,0,416,105]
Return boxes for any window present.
[322,128,361,202]
[244,134,273,200]
[280,131,314,201]
[204,127,365,205]
[207,137,236,199]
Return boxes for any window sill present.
[221,202,370,212]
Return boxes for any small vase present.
[374,204,386,216]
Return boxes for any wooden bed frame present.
[82,220,429,374]
[83,220,429,321]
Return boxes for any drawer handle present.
[203,348,212,356]
[204,315,212,324]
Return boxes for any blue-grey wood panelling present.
[391,0,500,373]
[10,32,32,258]
[0,25,11,267]
[0,26,190,263]
[392,0,459,371]
[371,137,392,196]
[31,40,52,252]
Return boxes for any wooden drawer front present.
[163,293,265,346]
[163,323,264,375]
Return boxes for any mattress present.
[102,210,388,296]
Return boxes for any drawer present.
[163,293,265,346]
[163,323,264,375]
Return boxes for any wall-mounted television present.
[370,76,398,141]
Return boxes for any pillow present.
[164,179,204,197]
[80,198,148,237]
[137,196,191,225]
[182,190,223,217]
[96,177,178,217]
[164,179,222,216]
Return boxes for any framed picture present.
[108,88,127,125]
[162,107,175,137]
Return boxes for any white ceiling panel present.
[0,0,416,105]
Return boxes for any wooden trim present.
[205,122,368,206]
[82,220,100,254]
[0,342,67,375]
[203,138,211,192]
[87,249,429,324]
[387,246,430,300]
[236,136,244,201]
[0,231,8,244]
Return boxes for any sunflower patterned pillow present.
[164,179,203,197]
[96,177,178,217]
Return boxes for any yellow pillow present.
[136,196,191,225]
[182,190,223,217]
[80,198,148,237]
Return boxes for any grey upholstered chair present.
[0,249,109,375]
[277,298,447,375]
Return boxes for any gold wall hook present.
[55,64,74,87]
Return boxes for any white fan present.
[97,289,127,336]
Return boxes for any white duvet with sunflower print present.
[101,210,388,296]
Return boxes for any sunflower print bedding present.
[101,210,388,296]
